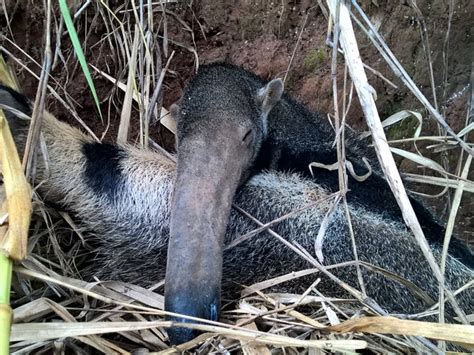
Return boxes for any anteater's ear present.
[170,103,181,121]
[257,78,284,115]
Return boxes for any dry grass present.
[0,1,473,353]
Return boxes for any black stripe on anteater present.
[0,84,32,116]
[82,142,126,200]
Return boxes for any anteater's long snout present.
[164,72,284,344]
[165,141,245,344]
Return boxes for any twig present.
[117,26,140,144]
[438,154,471,328]
[408,0,438,111]
[283,5,317,84]
[402,173,474,193]
[226,193,337,251]
[362,63,397,89]
[439,62,474,344]
[74,0,93,18]
[329,0,366,296]
[22,0,52,178]
[470,62,474,121]
[145,50,175,142]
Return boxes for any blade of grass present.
[58,0,102,121]
[0,253,13,355]
[328,316,474,349]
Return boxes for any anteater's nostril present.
[168,326,197,345]
[210,303,218,321]
[165,292,221,345]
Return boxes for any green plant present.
[303,48,326,73]
[59,0,102,119]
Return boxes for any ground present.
[1,0,473,245]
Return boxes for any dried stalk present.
[22,0,52,178]
[0,64,32,355]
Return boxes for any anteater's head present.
[165,63,283,343]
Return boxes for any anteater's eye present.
[242,129,253,144]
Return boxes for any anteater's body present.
[1,62,473,345]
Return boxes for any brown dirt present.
[1,0,473,244]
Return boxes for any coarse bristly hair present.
[1,85,472,318]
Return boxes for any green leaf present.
[58,0,102,120]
